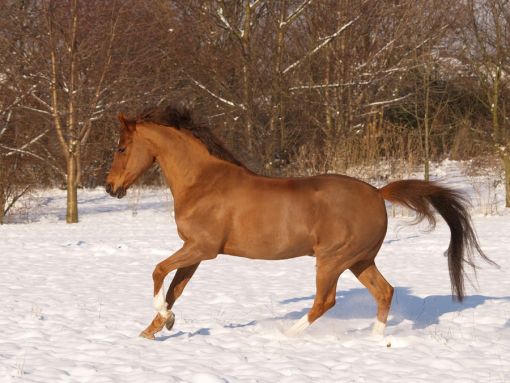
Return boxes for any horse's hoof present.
[139,330,156,340]
[165,311,175,331]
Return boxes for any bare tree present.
[459,0,510,206]
[0,2,49,223]
[6,0,161,222]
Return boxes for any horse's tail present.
[379,180,497,301]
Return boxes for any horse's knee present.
[152,263,168,296]
[152,264,164,283]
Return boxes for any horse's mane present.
[138,105,245,168]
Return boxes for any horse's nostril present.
[105,184,113,195]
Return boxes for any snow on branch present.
[0,110,13,140]
[249,0,262,9]
[19,105,52,116]
[2,85,36,112]
[289,81,371,91]
[355,39,397,72]
[216,6,243,39]
[0,85,40,139]
[190,78,246,110]
[364,93,413,108]
[14,129,49,153]
[283,16,360,75]
[29,92,52,112]
[281,0,313,27]
[1,129,49,157]
[0,142,63,176]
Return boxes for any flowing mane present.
[138,105,244,167]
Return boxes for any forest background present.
[1,0,509,223]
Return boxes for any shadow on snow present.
[280,287,510,330]
[158,288,509,340]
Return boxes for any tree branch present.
[0,143,64,176]
[289,81,371,91]
[281,0,313,27]
[216,3,243,40]
[190,77,246,110]
[80,2,120,144]
[0,110,13,140]
[3,186,30,217]
[283,15,360,75]
[364,93,413,108]
[2,129,49,157]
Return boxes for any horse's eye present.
[117,147,126,153]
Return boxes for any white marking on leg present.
[154,284,166,311]
[372,319,386,336]
[154,284,171,318]
[285,314,310,337]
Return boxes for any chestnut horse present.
[106,105,494,340]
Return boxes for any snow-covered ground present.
[1,162,509,382]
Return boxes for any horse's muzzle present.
[105,183,126,199]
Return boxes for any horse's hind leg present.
[350,261,394,336]
[286,258,343,336]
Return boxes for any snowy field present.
[1,163,509,382]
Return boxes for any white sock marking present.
[154,284,171,318]
[372,319,386,336]
[285,314,310,337]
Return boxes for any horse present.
[105,105,495,340]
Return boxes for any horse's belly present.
[222,225,314,260]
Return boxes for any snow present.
[1,162,509,382]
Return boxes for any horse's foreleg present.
[286,259,343,336]
[163,262,201,330]
[140,245,215,340]
[350,261,393,336]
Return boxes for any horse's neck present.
[142,124,228,202]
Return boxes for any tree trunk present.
[0,191,5,225]
[423,64,431,182]
[424,119,430,182]
[503,153,510,208]
[66,153,79,223]
[241,1,254,152]
[270,5,285,175]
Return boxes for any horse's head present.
[105,114,155,198]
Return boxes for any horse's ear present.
[118,113,135,132]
